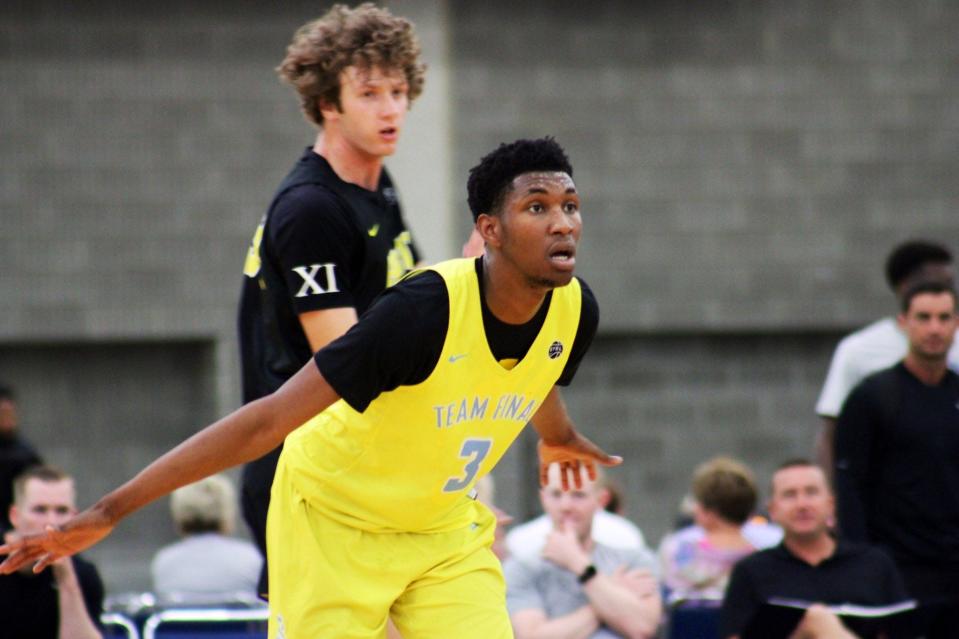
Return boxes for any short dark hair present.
[466,137,573,221]
[900,280,958,313]
[775,457,817,473]
[885,240,952,290]
[0,384,14,402]
[691,457,757,525]
[770,458,825,495]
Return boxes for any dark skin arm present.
[0,361,338,574]
[531,387,622,488]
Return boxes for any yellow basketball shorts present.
[266,460,513,639]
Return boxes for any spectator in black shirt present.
[835,281,959,637]
[0,384,42,531]
[1,466,104,639]
[721,459,907,639]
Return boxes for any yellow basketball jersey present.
[281,258,582,533]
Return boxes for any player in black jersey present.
[236,3,426,596]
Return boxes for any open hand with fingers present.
[538,435,622,490]
[0,507,114,575]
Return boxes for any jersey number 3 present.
[443,438,492,493]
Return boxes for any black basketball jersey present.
[237,148,420,403]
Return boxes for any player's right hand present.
[0,507,114,575]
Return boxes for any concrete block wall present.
[451,0,959,331]
[1,4,303,341]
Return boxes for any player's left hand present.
[538,434,621,490]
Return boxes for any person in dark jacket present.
[836,280,959,637]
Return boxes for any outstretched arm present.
[0,360,339,574]
[531,387,621,489]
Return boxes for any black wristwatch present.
[577,564,598,584]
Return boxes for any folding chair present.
[101,612,141,639]
[668,600,722,639]
[142,607,269,639]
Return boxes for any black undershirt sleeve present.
[270,185,361,312]
[556,277,599,386]
[313,271,448,412]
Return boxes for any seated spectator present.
[151,474,261,599]
[659,457,759,604]
[504,463,661,639]
[720,459,909,639]
[0,465,104,639]
[0,384,43,531]
[506,468,647,559]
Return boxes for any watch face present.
[578,565,597,584]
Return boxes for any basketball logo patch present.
[548,341,564,359]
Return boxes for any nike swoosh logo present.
[448,354,468,363]
[367,224,380,237]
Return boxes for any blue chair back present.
[668,601,722,639]
[142,608,269,639]
[101,612,141,639]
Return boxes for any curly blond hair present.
[277,3,426,127]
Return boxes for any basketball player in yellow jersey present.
[0,138,621,639]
